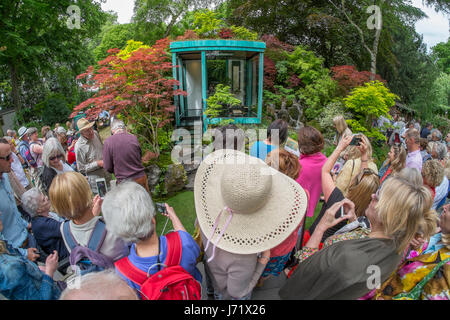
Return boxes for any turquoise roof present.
[170,40,266,53]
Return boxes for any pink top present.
[296,152,327,217]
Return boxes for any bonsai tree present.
[205,84,241,119]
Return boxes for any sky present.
[412,0,449,51]
[99,0,449,50]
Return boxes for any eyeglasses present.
[0,153,12,162]
[49,154,64,161]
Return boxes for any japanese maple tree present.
[331,65,386,96]
[72,38,186,154]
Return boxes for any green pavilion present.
[170,40,266,132]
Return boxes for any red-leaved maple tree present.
[72,38,186,154]
[331,65,386,96]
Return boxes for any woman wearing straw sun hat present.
[194,149,308,300]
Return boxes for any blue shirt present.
[0,241,60,300]
[116,231,202,297]
[0,173,28,257]
[250,141,277,161]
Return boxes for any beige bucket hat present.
[76,118,95,133]
[194,149,308,257]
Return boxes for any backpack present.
[114,231,202,300]
[62,219,114,275]
[18,141,37,168]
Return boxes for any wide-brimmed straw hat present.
[194,149,308,258]
[76,118,94,133]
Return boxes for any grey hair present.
[42,137,65,167]
[55,127,67,135]
[433,142,447,160]
[59,269,139,300]
[394,167,423,186]
[21,188,43,217]
[26,127,38,136]
[111,119,126,132]
[101,181,156,243]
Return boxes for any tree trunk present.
[370,1,384,79]
[9,60,21,111]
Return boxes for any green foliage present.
[36,93,72,126]
[432,39,450,74]
[205,84,242,118]
[284,46,337,122]
[193,9,226,38]
[230,26,258,40]
[344,81,397,141]
[287,46,329,85]
[317,100,349,140]
[263,86,296,106]
[93,23,135,61]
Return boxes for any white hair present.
[111,119,126,132]
[101,181,156,243]
[59,269,138,300]
[433,142,447,160]
[42,137,65,167]
[21,188,44,217]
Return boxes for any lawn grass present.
[155,190,197,236]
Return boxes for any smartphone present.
[335,206,345,219]
[156,202,167,214]
[95,178,108,198]
[349,136,362,146]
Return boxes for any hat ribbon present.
[205,206,233,262]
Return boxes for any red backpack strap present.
[164,232,182,267]
[114,257,148,286]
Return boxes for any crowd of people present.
[0,112,449,300]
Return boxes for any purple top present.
[103,132,145,182]
[406,149,423,172]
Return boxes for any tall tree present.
[132,0,224,44]
[0,0,107,111]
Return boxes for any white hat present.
[55,127,67,135]
[18,126,27,139]
[194,149,307,257]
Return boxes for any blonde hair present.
[376,176,438,254]
[49,172,93,220]
[347,169,380,217]
[389,144,407,174]
[266,149,301,180]
[333,115,348,135]
[345,134,373,161]
[422,159,444,188]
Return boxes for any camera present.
[95,178,108,198]
[349,136,362,146]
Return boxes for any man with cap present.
[0,138,40,262]
[74,118,112,193]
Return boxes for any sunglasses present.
[49,154,64,161]
[0,153,12,162]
